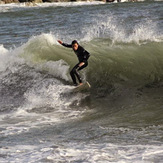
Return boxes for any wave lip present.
[81,13,163,44]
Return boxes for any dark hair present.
[71,40,78,45]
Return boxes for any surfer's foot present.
[74,83,78,86]
[79,83,83,86]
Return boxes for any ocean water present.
[0,1,163,162]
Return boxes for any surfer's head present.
[72,40,79,51]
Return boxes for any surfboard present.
[73,81,91,92]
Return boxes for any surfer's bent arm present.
[83,50,90,62]
[81,47,90,63]
[78,49,90,67]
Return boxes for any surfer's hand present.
[58,40,63,44]
[79,62,85,67]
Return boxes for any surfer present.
[58,40,90,86]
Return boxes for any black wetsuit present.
[62,43,90,85]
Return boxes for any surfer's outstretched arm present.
[58,40,72,48]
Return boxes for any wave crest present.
[81,14,162,44]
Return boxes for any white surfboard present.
[73,81,91,92]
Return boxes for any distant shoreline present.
[0,0,104,7]
[0,0,138,5]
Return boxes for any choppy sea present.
[0,0,163,162]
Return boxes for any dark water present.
[0,1,163,162]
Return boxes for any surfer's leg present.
[75,70,82,84]
[70,69,77,85]
[78,61,88,71]
[70,62,88,85]
[76,61,88,84]
[70,64,81,85]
